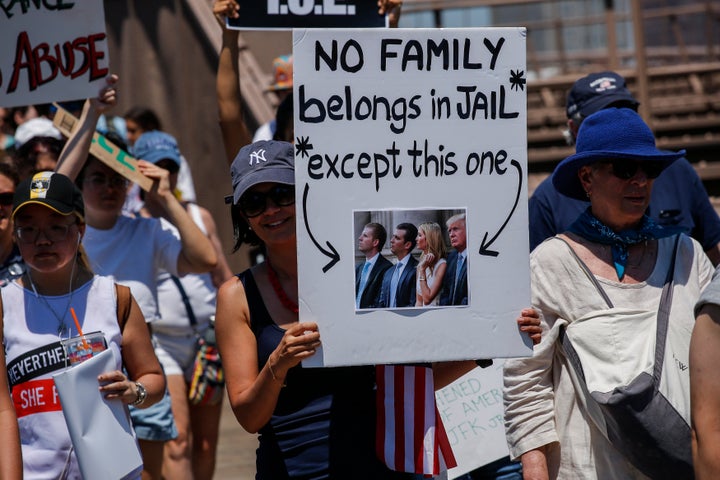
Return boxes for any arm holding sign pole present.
[214,0,252,165]
[55,75,119,180]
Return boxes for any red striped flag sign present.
[376,365,457,477]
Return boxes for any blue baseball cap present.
[132,131,181,167]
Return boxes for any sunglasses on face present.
[0,192,14,206]
[239,185,295,218]
[602,159,665,180]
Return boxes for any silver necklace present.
[26,261,77,338]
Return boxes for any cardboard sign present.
[294,28,531,367]
[52,106,153,192]
[436,363,511,478]
[228,0,386,30]
[0,0,110,108]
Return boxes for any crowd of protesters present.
[2,0,720,479]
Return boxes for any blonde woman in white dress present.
[415,222,448,307]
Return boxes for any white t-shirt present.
[83,215,182,322]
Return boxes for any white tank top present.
[2,275,123,480]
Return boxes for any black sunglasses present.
[239,185,295,218]
[603,159,665,180]
[0,192,14,206]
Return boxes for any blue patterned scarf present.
[567,208,682,280]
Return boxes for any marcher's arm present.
[55,74,118,180]
[0,319,22,480]
[214,0,251,164]
[215,277,321,433]
[691,304,720,479]
[378,0,402,28]
[100,296,166,408]
[521,448,551,480]
[137,161,217,275]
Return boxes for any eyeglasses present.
[83,174,129,190]
[238,185,295,218]
[15,222,76,243]
[603,159,665,180]
[0,192,14,206]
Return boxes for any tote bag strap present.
[553,236,613,308]
[652,234,681,388]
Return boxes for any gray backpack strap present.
[553,236,613,308]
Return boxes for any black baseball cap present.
[566,71,639,119]
[12,171,84,219]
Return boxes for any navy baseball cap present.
[566,71,639,119]
[230,140,295,205]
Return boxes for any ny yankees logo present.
[249,149,267,165]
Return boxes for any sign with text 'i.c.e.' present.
[294,28,531,367]
[228,1,386,30]
[0,0,110,108]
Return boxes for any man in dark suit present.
[377,223,419,308]
[355,222,392,309]
[440,213,468,306]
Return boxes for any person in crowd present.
[12,104,61,150]
[54,75,217,480]
[356,222,393,309]
[529,71,720,266]
[690,270,720,479]
[123,106,198,206]
[252,54,293,143]
[216,139,543,479]
[134,130,233,480]
[415,222,447,307]
[440,213,468,306]
[12,135,65,180]
[377,222,418,308]
[0,163,24,287]
[504,108,713,479]
[4,171,166,478]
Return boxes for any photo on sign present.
[353,208,469,311]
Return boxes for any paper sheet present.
[53,348,143,480]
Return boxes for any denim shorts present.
[129,388,178,441]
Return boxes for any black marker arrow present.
[303,183,340,273]
[479,159,523,257]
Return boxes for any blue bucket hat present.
[552,108,685,200]
[230,140,295,205]
[132,131,181,167]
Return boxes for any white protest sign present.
[294,28,531,366]
[0,1,110,108]
[436,362,510,478]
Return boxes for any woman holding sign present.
[215,140,542,479]
[503,109,712,480]
[2,171,165,479]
